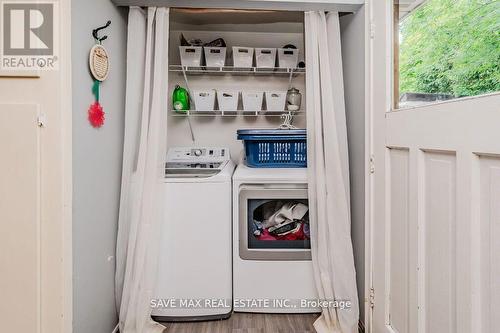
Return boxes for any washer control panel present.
[165,147,230,177]
[166,147,228,163]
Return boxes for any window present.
[394,0,500,109]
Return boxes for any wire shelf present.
[169,65,306,76]
[170,110,305,117]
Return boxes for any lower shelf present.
[170,110,305,117]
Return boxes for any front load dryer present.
[152,147,234,322]
[232,164,319,313]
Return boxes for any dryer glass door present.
[239,186,311,261]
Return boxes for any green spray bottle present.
[172,85,190,112]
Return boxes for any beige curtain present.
[115,7,169,333]
[305,11,359,333]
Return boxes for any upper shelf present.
[169,65,305,76]
[111,1,364,12]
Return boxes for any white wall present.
[71,1,127,332]
[340,7,366,323]
[167,16,306,160]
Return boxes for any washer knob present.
[193,149,203,157]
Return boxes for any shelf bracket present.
[180,66,196,142]
[288,68,294,89]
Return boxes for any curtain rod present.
[110,0,363,12]
[173,8,283,14]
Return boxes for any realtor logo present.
[1,1,59,70]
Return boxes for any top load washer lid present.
[165,147,230,178]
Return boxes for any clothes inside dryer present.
[248,199,310,249]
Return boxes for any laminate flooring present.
[161,312,320,333]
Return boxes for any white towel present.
[261,202,308,229]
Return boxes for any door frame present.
[61,0,73,331]
[365,0,392,331]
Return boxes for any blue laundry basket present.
[237,129,307,168]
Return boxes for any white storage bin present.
[277,48,299,69]
[242,91,264,111]
[204,47,226,67]
[217,90,239,111]
[255,48,276,68]
[179,46,203,67]
[232,47,254,68]
[265,91,287,111]
[193,90,216,111]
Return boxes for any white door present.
[0,1,71,330]
[367,1,500,333]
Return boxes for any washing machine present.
[232,163,319,313]
[152,147,234,322]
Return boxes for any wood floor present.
[161,312,320,333]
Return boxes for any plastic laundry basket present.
[237,129,307,168]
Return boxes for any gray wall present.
[72,1,127,332]
[340,7,366,323]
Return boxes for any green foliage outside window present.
[399,0,500,97]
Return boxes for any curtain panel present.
[115,7,169,333]
[305,11,359,333]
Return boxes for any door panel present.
[0,104,40,332]
[388,148,411,333]
[478,156,500,333]
[422,152,456,333]
[368,1,500,332]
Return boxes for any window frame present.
[391,0,500,111]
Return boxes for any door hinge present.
[369,155,375,174]
[369,287,375,308]
[370,22,375,39]
[37,114,46,127]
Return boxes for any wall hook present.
[92,20,111,43]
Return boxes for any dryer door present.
[239,185,311,261]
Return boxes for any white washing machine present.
[152,147,234,322]
[232,164,319,313]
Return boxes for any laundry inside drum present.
[247,199,310,250]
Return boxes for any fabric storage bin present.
[179,46,203,67]
[217,90,239,111]
[204,47,226,67]
[277,48,299,69]
[265,91,287,111]
[237,129,307,168]
[255,48,276,68]
[232,47,254,68]
[242,91,264,111]
[193,90,216,111]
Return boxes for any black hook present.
[92,20,111,43]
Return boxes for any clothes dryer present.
[232,163,319,313]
